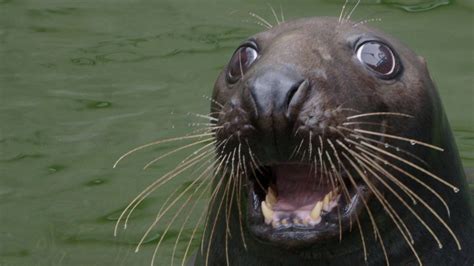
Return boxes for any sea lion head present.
[207,16,471,261]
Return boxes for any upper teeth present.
[265,187,277,207]
[310,201,323,222]
[261,187,341,228]
[261,201,273,224]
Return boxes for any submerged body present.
[191,16,473,265]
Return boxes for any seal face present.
[204,16,473,264]
[111,14,473,265]
[213,17,413,246]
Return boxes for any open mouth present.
[247,163,370,247]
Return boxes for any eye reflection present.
[356,41,398,78]
[227,45,258,84]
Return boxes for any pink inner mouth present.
[261,164,341,227]
[272,164,332,211]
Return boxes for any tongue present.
[272,164,330,211]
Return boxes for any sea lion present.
[114,13,473,266]
[190,16,473,265]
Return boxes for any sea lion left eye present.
[226,45,258,83]
[356,41,399,78]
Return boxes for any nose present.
[241,66,310,161]
[247,66,309,120]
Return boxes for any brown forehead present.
[250,17,392,53]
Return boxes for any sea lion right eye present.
[226,44,258,84]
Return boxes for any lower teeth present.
[261,187,341,228]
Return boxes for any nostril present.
[286,79,310,119]
[286,80,305,109]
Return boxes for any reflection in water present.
[383,0,450,12]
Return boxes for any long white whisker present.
[113,133,214,168]
[342,127,444,152]
[338,0,350,23]
[143,138,215,169]
[360,141,458,192]
[268,3,281,25]
[136,158,217,252]
[346,112,413,120]
[345,0,361,22]
[249,12,273,28]
[347,138,450,216]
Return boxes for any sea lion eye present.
[356,41,399,79]
[226,45,258,84]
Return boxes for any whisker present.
[338,106,362,114]
[319,136,325,184]
[300,150,307,163]
[313,155,318,182]
[332,173,344,242]
[115,147,214,236]
[248,149,263,175]
[179,195,208,266]
[205,162,234,266]
[338,0,350,23]
[345,139,416,204]
[342,121,393,129]
[290,138,305,159]
[152,157,214,223]
[279,5,285,23]
[202,94,224,108]
[346,112,413,120]
[188,113,218,122]
[340,150,420,265]
[353,18,382,27]
[218,137,232,153]
[186,126,218,137]
[171,157,225,265]
[355,152,444,249]
[246,142,266,194]
[341,127,444,152]
[347,139,450,216]
[243,19,272,30]
[318,160,328,189]
[128,148,216,221]
[113,132,214,168]
[179,141,216,166]
[151,166,214,266]
[324,151,343,242]
[268,3,281,25]
[340,155,390,265]
[200,154,231,255]
[338,142,414,244]
[143,138,215,170]
[354,147,461,250]
[332,167,368,260]
[249,12,273,29]
[347,133,429,167]
[360,141,458,192]
[237,146,248,250]
[344,0,361,22]
[187,122,221,128]
[138,158,217,253]
[181,154,229,266]
[335,149,389,264]
[225,149,237,266]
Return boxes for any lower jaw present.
[247,182,371,248]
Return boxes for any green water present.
[0,1,472,265]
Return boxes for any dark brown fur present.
[193,17,473,265]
